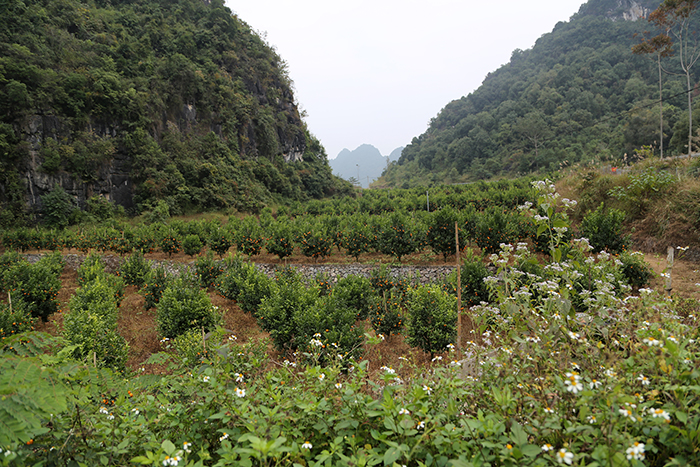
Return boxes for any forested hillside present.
[0,0,351,227]
[378,0,700,188]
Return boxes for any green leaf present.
[676,411,688,424]
[161,439,176,456]
[552,218,568,229]
[521,444,541,458]
[510,422,528,446]
[383,446,401,466]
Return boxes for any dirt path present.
[643,251,700,300]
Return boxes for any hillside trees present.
[632,30,674,157]
[0,0,351,223]
[649,0,700,156]
[378,6,700,187]
[515,111,553,163]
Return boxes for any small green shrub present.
[315,273,332,297]
[235,264,274,315]
[580,203,629,253]
[145,199,170,224]
[426,206,459,262]
[160,232,182,257]
[208,230,233,258]
[69,277,120,327]
[142,265,171,310]
[77,253,106,285]
[2,258,61,322]
[86,195,117,221]
[265,220,295,261]
[64,311,129,371]
[120,250,151,288]
[172,328,211,367]
[619,251,653,289]
[156,277,221,339]
[257,269,319,351]
[78,253,125,306]
[369,265,411,297]
[341,223,372,261]
[64,276,128,371]
[37,251,65,276]
[296,226,333,261]
[216,254,248,299]
[294,294,364,359]
[376,211,422,262]
[472,207,522,255]
[41,184,75,228]
[194,251,223,289]
[183,234,203,257]
[333,275,374,320]
[235,217,264,257]
[442,256,490,308]
[0,296,36,339]
[405,285,457,356]
[2,228,33,252]
[368,290,405,337]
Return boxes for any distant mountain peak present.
[330,144,403,188]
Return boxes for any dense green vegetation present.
[378,0,700,187]
[0,179,542,265]
[0,0,351,227]
[2,180,699,466]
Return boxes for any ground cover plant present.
[1,179,698,467]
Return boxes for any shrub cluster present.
[0,251,63,322]
[119,249,151,287]
[63,258,128,371]
[156,274,221,339]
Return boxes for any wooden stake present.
[456,221,462,352]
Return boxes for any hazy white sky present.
[226,1,586,160]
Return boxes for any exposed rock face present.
[17,93,307,215]
[609,0,651,21]
[620,0,650,21]
[19,115,134,214]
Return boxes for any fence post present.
[456,221,461,352]
[666,246,674,296]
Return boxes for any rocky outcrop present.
[603,0,653,21]
[19,115,134,214]
[618,0,650,21]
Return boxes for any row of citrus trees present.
[2,199,631,265]
[286,177,536,216]
[1,182,697,466]
[2,206,536,261]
